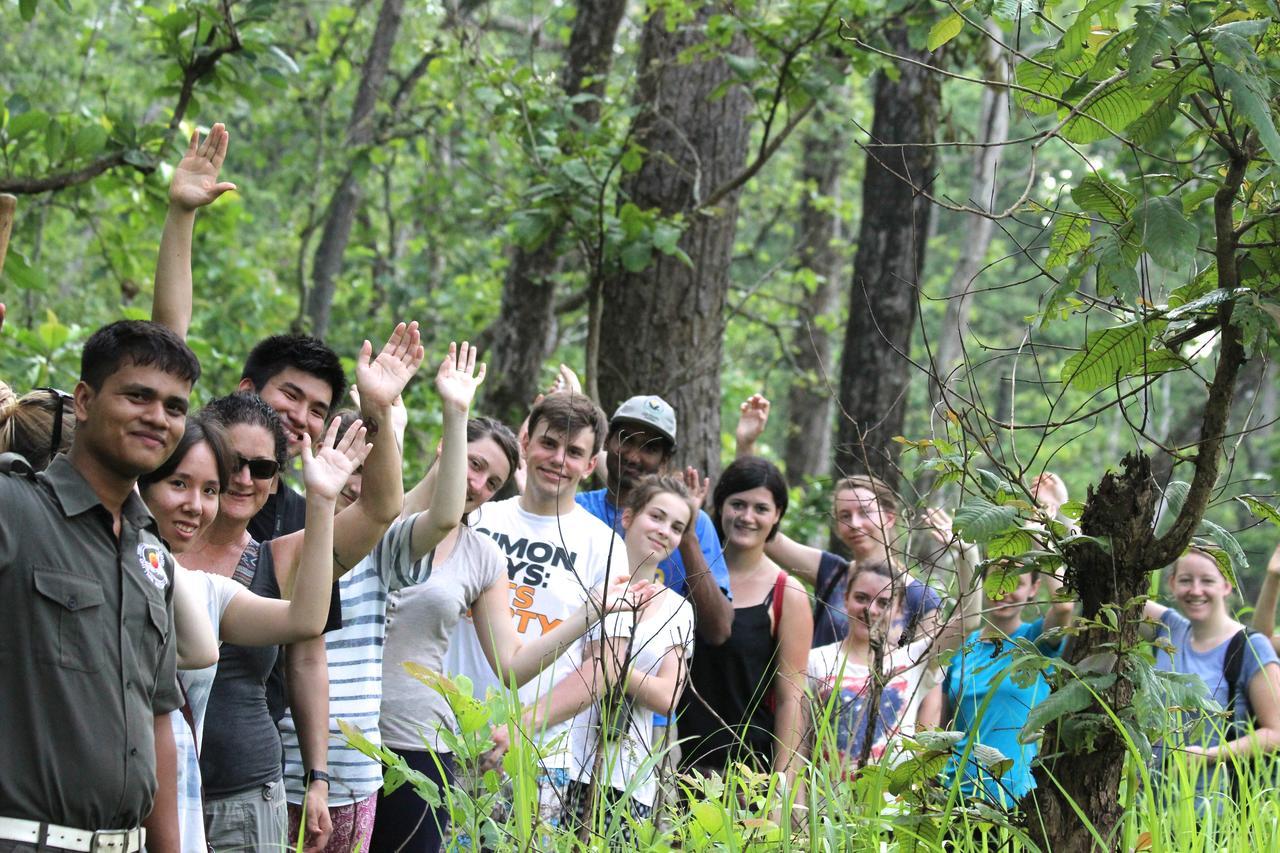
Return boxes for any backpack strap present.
[1224,628,1254,731]
[770,570,788,636]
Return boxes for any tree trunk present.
[480,0,628,423]
[928,24,1007,412]
[596,4,754,478]
[305,0,406,337]
[833,24,941,485]
[782,117,843,482]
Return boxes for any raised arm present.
[678,467,733,645]
[1040,564,1076,636]
[1254,544,1280,644]
[227,421,370,645]
[331,322,425,574]
[929,540,980,657]
[764,531,825,588]
[734,393,770,459]
[152,124,236,339]
[408,343,481,560]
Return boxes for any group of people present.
[3,122,1280,853]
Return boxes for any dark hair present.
[712,456,789,542]
[0,383,74,472]
[201,391,288,468]
[527,393,608,456]
[80,320,201,391]
[468,416,520,486]
[845,559,903,606]
[241,334,346,411]
[139,412,234,493]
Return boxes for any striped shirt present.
[278,516,428,806]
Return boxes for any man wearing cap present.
[575,395,733,645]
[0,320,200,853]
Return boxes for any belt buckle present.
[89,828,134,852]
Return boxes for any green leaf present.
[1215,65,1280,164]
[1022,678,1094,740]
[7,109,49,140]
[1197,519,1246,586]
[1071,175,1134,222]
[19,0,37,21]
[1131,196,1199,271]
[983,563,1022,600]
[1060,321,1163,391]
[987,528,1035,559]
[36,312,70,351]
[1046,214,1090,269]
[68,125,107,159]
[1128,9,1169,84]
[725,53,763,78]
[620,147,643,173]
[1015,51,1091,115]
[954,497,1020,543]
[1236,495,1280,529]
[1058,0,1122,63]
[1060,80,1147,144]
[927,13,964,51]
[620,241,652,272]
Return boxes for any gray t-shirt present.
[379,524,506,752]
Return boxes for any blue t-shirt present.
[575,488,730,598]
[1153,609,1278,798]
[812,551,942,648]
[943,618,1064,805]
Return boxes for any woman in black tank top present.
[678,458,812,786]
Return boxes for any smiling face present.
[465,436,513,514]
[718,486,782,551]
[73,361,191,480]
[623,491,692,565]
[142,441,221,554]
[218,422,278,524]
[844,569,899,643]
[833,487,896,560]
[1170,551,1232,624]
[241,367,332,458]
[521,421,598,502]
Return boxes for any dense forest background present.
[3,0,1278,597]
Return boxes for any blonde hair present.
[834,473,899,516]
[0,382,74,471]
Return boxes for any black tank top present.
[200,540,284,797]
[678,576,782,772]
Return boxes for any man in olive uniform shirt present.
[0,321,199,853]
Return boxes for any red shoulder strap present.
[771,570,788,634]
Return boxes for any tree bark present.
[596,4,755,478]
[480,0,628,424]
[782,117,843,482]
[833,24,941,485]
[305,0,406,337]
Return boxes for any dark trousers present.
[368,750,455,853]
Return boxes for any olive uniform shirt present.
[0,454,181,830]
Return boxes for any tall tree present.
[833,22,941,484]
[595,4,755,478]
[480,0,629,424]
[783,114,844,482]
[304,0,405,337]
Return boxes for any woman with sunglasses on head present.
[138,411,368,852]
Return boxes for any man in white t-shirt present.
[443,392,626,828]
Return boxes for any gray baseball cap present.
[610,395,677,447]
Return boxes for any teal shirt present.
[943,618,1063,805]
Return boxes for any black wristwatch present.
[304,769,331,788]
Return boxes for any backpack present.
[1222,627,1269,798]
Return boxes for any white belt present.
[0,817,144,852]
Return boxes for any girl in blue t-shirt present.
[943,566,1074,806]
[1144,547,1280,797]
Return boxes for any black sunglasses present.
[235,455,280,480]
[32,387,74,460]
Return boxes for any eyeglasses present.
[32,387,74,461]
[235,455,280,480]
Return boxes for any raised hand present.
[735,393,771,451]
[681,466,710,531]
[301,417,372,502]
[435,341,487,414]
[591,573,639,614]
[547,363,582,396]
[169,124,236,212]
[356,321,426,411]
[1031,472,1069,518]
[918,506,955,549]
